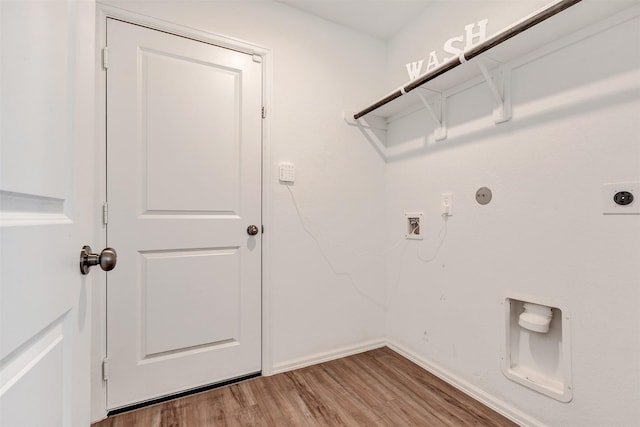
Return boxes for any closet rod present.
[353,0,582,120]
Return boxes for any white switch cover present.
[441,193,453,216]
[279,162,295,183]
[602,182,640,214]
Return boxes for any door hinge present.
[261,106,266,119]
[252,54,262,63]
[102,47,109,70]
[102,202,109,225]
[102,358,109,381]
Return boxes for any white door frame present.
[92,4,273,421]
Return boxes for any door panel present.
[141,248,240,356]
[0,321,65,426]
[142,49,241,213]
[0,1,94,425]
[106,19,262,409]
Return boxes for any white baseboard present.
[385,339,544,427]
[270,338,386,375]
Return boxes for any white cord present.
[286,186,388,311]
[416,215,448,263]
[353,236,407,258]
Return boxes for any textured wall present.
[94,1,640,425]
[384,4,640,425]
[99,0,389,371]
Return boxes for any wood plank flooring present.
[93,347,517,426]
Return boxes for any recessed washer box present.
[602,182,640,214]
[502,295,572,402]
[405,212,423,240]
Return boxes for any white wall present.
[383,3,640,426]
[98,0,388,372]
[91,1,640,425]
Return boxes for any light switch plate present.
[602,182,640,214]
[279,162,295,183]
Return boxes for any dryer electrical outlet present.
[602,182,640,214]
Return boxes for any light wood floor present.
[93,347,517,426]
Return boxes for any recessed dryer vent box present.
[502,295,572,402]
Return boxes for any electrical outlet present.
[441,193,453,216]
[602,182,640,214]
[405,212,423,239]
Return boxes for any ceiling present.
[276,0,434,40]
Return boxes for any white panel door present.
[106,19,262,409]
[0,1,95,426]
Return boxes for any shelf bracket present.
[343,111,389,159]
[475,59,511,124]
[415,89,447,141]
[343,111,388,131]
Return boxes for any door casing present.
[92,5,273,421]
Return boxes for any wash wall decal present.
[405,19,489,80]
